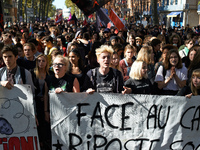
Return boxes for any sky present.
[53,0,67,9]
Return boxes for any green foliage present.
[48,5,56,17]
[65,0,80,17]
[65,0,74,7]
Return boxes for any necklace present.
[39,73,46,79]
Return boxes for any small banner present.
[71,0,111,16]
[50,92,200,150]
[109,9,125,31]
[0,85,40,150]
[96,8,111,31]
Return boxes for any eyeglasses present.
[52,63,65,68]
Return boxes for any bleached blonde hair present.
[53,55,69,73]
[129,60,147,80]
[96,45,114,59]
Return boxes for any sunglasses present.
[52,63,65,68]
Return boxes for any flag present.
[69,14,77,25]
[107,22,114,29]
[55,14,58,22]
[56,13,63,24]
[88,14,93,19]
[96,8,111,31]
[109,9,125,31]
[29,25,33,37]
[68,12,72,21]
[0,0,4,32]
[71,0,111,16]
[83,18,87,26]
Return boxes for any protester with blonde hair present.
[177,69,200,98]
[46,55,80,93]
[122,60,153,94]
[32,54,51,149]
[83,45,124,94]
[137,45,155,83]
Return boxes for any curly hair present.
[169,34,181,48]
[163,49,182,70]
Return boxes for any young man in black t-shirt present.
[83,45,124,93]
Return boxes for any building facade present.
[3,0,18,23]
[107,0,199,28]
[159,0,199,28]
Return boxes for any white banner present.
[0,85,40,150]
[50,92,200,150]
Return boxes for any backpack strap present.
[19,67,26,84]
[0,67,6,81]
[123,58,129,67]
[0,66,26,84]
[91,68,97,90]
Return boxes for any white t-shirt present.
[155,65,188,91]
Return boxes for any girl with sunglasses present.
[46,55,80,93]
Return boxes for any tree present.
[65,0,76,15]
[151,0,159,25]
[19,0,55,22]
[48,5,56,18]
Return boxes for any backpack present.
[90,67,120,93]
[123,58,131,76]
[0,66,26,84]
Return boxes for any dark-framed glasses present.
[52,63,65,68]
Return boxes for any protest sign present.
[0,85,40,150]
[50,92,200,150]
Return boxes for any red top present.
[119,59,133,81]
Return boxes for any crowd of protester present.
[1,20,200,149]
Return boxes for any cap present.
[103,28,110,33]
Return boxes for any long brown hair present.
[190,69,200,96]
[137,45,153,65]
[188,50,200,71]
[34,54,49,78]
[163,49,182,70]
[169,34,181,47]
